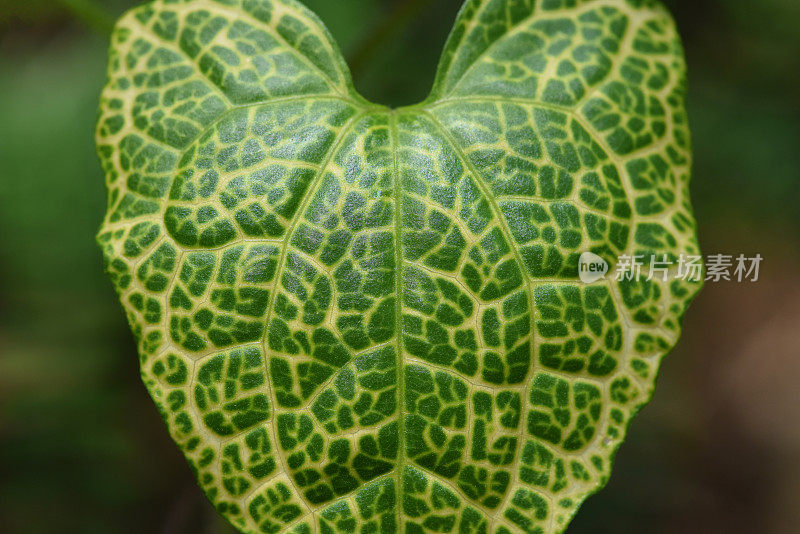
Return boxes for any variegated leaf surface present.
[96,0,702,532]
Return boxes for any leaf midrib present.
[388,108,406,534]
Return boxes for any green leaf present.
[96,0,702,532]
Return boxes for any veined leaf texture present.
[96,0,702,532]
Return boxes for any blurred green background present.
[1,0,798,532]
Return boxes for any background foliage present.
[0,0,798,532]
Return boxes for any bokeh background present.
[1,0,798,532]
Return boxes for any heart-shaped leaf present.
[96,0,702,532]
